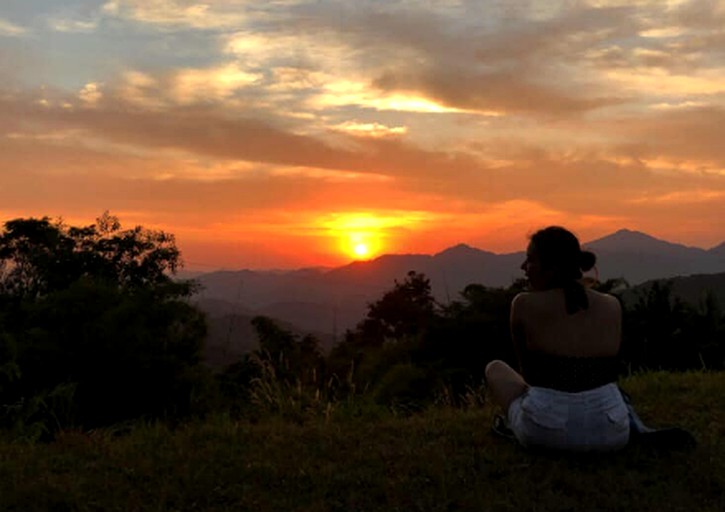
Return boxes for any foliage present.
[217,315,327,419]
[622,281,725,372]
[0,213,209,435]
[322,272,725,410]
[252,316,324,387]
[206,267,725,421]
[423,281,526,392]
[0,212,182,298]
[326,271,441,407]
[326,274,524,408]
[348,270,438,349]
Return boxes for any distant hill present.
[709,242,725,258]
[191,229,725,356]
[622,272,725,309]
[584,229,723,283]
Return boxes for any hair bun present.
[579,250,596,272]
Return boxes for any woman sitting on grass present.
[485,226,629,452]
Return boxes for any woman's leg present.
[485,360,529,412]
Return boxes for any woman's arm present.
[509,293,528,372]
[611,294,623,353]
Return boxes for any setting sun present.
[344,232,377,260]
[319,211,439,262]
[353,242,370,258]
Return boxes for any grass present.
[1,371,724,511]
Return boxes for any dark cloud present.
[290,2,639,115]
[0,90,486,181]
[373,66,623,115]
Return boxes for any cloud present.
[628,189,725,205]
[331,121,407,138]
[602,67,725,96]
[90,1,725,119]
[1,83,468,180]
[49,18,99,33]
[101,0,252,29]
[79,83,103,105]
[611,105,725,168]
[276,1,723,117]
[117,71,165,109]
[0,18,27,37]
[111,64,262,107]
[3,84,723,210]
[171,63,262,104]
[260,2,639,117]
[310,78,477,114]
[372,67,622,116]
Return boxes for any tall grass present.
[247,356,337,422]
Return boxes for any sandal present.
[491,414,516,440]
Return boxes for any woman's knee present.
[485,359,508,381]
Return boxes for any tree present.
[623,280,693,371]
[417,281,524,401]
[326,271,441,406]
[251,316,323,386]
[0,213,208,432]
[685,291,725,371]
[0,211,183,298]
[357,270,437,346]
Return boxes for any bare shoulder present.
[510,291,532,318]
[587,289,621,312]
[511,291,533,309]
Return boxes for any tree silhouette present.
[0,212,182,298]
[251,316,323,386]
[0,213,207,433]
[357,270,437,346]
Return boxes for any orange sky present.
[1,0,725,269]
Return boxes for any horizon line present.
[179,228,725,274]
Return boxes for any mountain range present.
[191,229,725,365]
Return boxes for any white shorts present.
[508,383,629,452]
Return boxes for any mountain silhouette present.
[709,241,725,258]
[584,229,721,283]
[586,229,706,255]
[192,229,725,358]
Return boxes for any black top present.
[521,350,620,393]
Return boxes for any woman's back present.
[512,288,622,358]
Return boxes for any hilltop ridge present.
[586,228,710,255]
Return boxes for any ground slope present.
[1,372,723,511]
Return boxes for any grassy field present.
[1,371,723,512]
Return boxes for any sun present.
[344,232,379,260]
[322,213,393,261]
[353,242,370,257]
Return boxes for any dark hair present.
[529,226,597,314]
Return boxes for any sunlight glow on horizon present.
[320,211,432,262]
